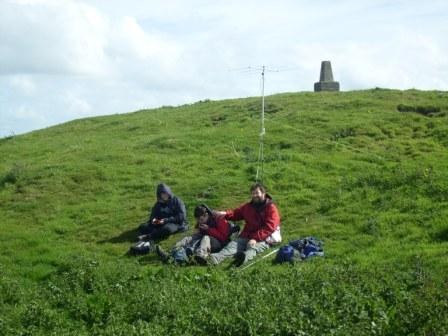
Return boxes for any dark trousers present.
[175,234,224,257]
[138,222,180,240]
[209,236,224,253]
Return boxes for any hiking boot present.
[234,251,246,267]
[138,234,151,241]
[156,245,169,263]
[129,241,152,255]
[194,254,209,266]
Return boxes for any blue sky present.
[1,0,447,137]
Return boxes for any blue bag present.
[275,245,295,263]
[276,237,324,263]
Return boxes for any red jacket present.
[199,214,230,243]
[225,196,280,242]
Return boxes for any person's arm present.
[225,204,246,221]
[253,204,280,241]
[148,203,159,224]
[163,197,187,224]
[213,210,226,217]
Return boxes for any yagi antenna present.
[231,65,281,182]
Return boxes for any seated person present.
[210,182,281,266]
[156,204,232,265]
[129,183,187,255]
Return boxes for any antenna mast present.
[256,65,266,182]
[230,65,281,183]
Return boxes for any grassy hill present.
[1,89,447,335]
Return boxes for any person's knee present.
[166,224,180,235]
[159,228,173,238]
[245,247,258,256]
[138,223,152,235]
[210,239,223,253]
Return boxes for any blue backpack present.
[275,245,295,263]
[289,236,324,258]
[276,237,324,263]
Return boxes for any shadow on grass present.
[98,227,139,244]
[434,227,448,242]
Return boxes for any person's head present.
[194,205,210,225]
[156,183,173,202]
[250,182,266,204]
[160,192,170,202]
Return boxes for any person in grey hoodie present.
[138,183,188,242]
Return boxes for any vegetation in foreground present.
[1,89,448,335]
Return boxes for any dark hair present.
[194,205,208,218]
[250,182,266,193]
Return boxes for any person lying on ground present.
[156,204,232,265]
[129,183,188,255]
[209,182,281,267]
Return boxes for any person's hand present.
[199,223,209,230]
[247,239,257,248]
[213,210,226,217]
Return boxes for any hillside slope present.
[1,89,447,335]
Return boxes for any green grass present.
[1,88,448,335]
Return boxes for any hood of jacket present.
[156,183,173,200]
[199,203,217,228]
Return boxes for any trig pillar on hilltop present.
[314,61,340,92]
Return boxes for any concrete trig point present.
[314,61,340,92]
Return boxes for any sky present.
[1,0,447,137]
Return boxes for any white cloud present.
[10,75,37,95]
[0,0,109,76]
[63,92,92,116]
[15,105,46,121]
[115,16,164,60]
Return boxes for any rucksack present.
[275,245,295,263]
[276,236,324,263]
[291,236,324,259]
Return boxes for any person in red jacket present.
[156,204,231,265]
[210,182,281,266]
